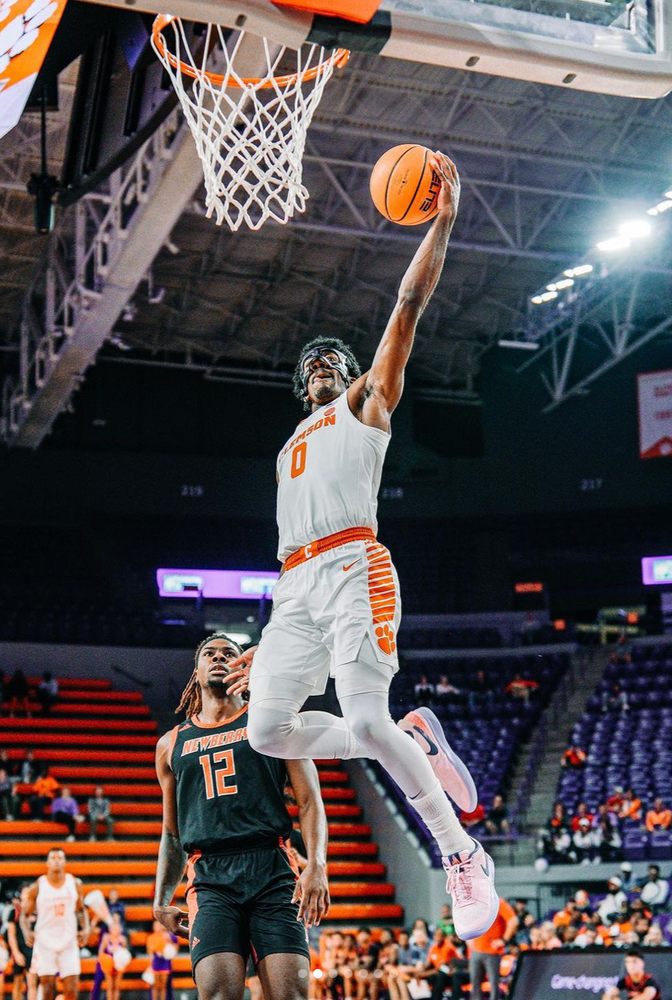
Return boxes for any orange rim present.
[152,15,350,89]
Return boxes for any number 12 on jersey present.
[199,751,238,799]
[291,441,307,479]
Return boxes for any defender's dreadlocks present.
[175,632,243,719]
[292,336,362,411]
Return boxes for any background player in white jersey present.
[227,152,498,940]
[20,848,89,1000]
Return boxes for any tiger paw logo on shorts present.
[375,623,396,655]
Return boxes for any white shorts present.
[250,535,401,699]
[33,940,81,979]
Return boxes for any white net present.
[151,17,348,232]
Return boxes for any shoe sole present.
[453,853,500,941]
[414,707,479,813]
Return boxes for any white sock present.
[409,780,472,857]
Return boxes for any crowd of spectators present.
[412,670,539,715]
[539,783,672,866]
[0,749,115,839]
[312,877,671,1000]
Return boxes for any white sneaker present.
[397,707,478,812]
[443,837,499,940]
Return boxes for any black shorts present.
[186,845,310,973]
[9,946,33,981]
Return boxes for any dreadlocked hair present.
[175,632,243,719]
[292,336,362,411]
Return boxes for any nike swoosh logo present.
[412,725,439,756]
[480,859,491,877]
[342,561,358,572]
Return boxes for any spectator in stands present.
[601,683,629,713]
[619,861,634,890]
[468,898,518,1000]
[610,634,632,665]
[552,899,581,929]
[575,925,602,949]
[618,789,642,823]
[413,675,435,707]
[645,797,672,832]
[89,787,114,841]
[35,672,58,715]
[29,765,59,820]
[633,916,651,941]
[593,812,622,863]
[459,803,485,831]
[637,865,670,913]
[0,767,15,819]
[539,804,572,864]
[385,930,412,1000]
[410,920,430,945]
[20,749,38,785]
[468,670,494,714]
[606,786,625,815]
[597,877,627,926]
[354,927,381,1000]
[435,904,454,937]
[146,921,178,1000]
[5,669,30,717]
[571,802,594,832]
[505,673,538,704]
[602,947,662,1000]
[643,924,669,947]
[426,928,467,1000]
[572,815,598,863]
[561,745,587,769]
[485,794,510,836]
[51,786,84,842]
[539,923,562,949]
[434,675,460,704]
[106,889,126,929]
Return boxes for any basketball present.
[369,144,441,226]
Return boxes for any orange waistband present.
[283,527,376,572]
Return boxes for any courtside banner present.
[510,949,672,1000]
[0,0,68,140]
[638,368,672,459]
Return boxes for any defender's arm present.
[153,730,189,939]
[286,758,330,928]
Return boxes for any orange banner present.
[271,0,382,23]
[0,0,68,139]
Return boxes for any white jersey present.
[276,390,390,561]
[34,873,79,951]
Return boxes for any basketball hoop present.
[151,15,349,231]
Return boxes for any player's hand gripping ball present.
[370,144,458,226]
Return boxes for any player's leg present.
[194,953,246,1000]
[153,971,169,1000]
[255,955,310,1000]
[59,974,79,1000]
[27,972,38,1000]
[38,977,57,1000]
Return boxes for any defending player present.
[602,949,662,1000]
[226,151,498,940]
[154,633,330,1000]
[7,885,38,1000]
[20,848,89,1000]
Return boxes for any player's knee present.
[346,712,388,750]
[247,705,298,756]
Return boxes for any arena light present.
[564,264,593,277]
[647,199,672,216]
[618,219,651,239]
[497,339,539,349]
[541,290,557,301]
[596,235,630,252]
[531,295,544,305]
[555,278,574,289]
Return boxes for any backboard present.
[83,0,672,98]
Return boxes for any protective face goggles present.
[300,347,351,393]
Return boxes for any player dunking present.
[154,633,330,1000]
[226,152,498,939]
[20,848,89,1000]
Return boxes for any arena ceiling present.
[2,37,672,441]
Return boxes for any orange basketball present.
[369,144,441,226]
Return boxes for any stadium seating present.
[557,640,672,860]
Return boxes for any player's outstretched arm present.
[286,759,330,928]
[19,882,38,947]
[153,730,189,940]
[352,152,460,426]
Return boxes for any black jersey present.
[169,705,293,854]
[617,973,662,999]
